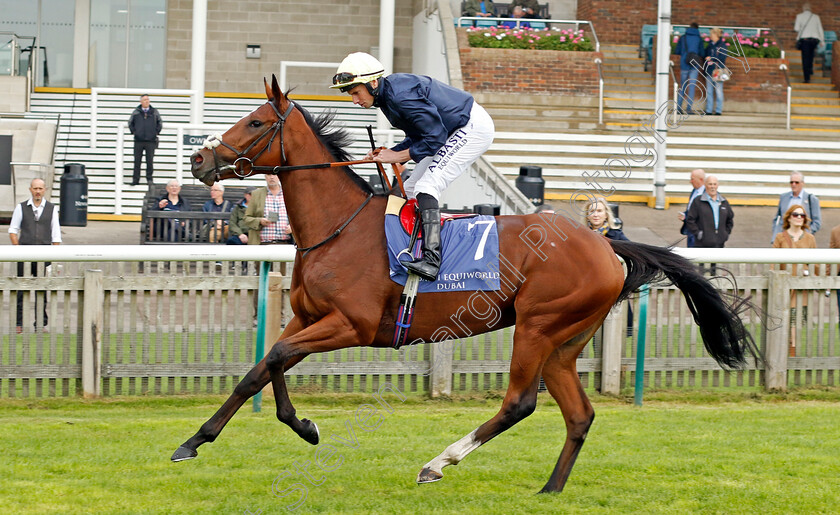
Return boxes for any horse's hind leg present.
[538,326,599,493]
[417,325,547,484]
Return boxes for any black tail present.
[609,239,760,369]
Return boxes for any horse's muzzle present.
[190,149,218,186]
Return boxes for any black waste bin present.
[515,165,545,207]
[473,204,500,215]
[59,163,88,227]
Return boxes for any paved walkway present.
[1,202,838,249]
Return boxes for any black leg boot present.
[404,194,441,281]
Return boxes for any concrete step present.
[791,103,840,115]
[602,76,655,85]
[792,90,840,99]
[604,98,656,109]
[603,85,656,95]
[790,81,835,90]
[602,90,655,99]
[492,119,602,131]
[602,51,643,60]
[602,62,648,71]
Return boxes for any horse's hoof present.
[416,467,443,484]
[171,445,198,462]
[300,418,320,445]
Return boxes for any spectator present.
[243,174,292,246]
[510,0,541,19]
[772,204,817,356]
[8,178,61,333]
[226,186,255,245]
[331,52,495,281]
[678,168,706,247]
[155,179,191,242]
[771,171,821,243]
[703,27,728,115]
[500,6,530,29]
[675,22,705,115]
[584,197,628,240]
[685,174,733,248]
[128,94,163,186]
[794,3,825,84]
[463,0,496,17]
[201,183,232,243]
[584,197,633,336]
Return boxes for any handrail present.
[779,63,792,130]
[456,18,600,52]
[594,57,604,125]
[668,60,678,125]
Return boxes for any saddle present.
[398,198,479,238]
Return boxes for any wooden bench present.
[140,184,251,244]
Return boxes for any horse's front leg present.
[171,318,306,461]
[264,312,364,445]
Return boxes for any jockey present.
[330,52,495,282]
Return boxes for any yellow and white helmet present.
[330,52,385,93]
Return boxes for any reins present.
[202,99,406,257]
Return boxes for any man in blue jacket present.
[128,94,163,186]
[330,52,495,281]
[674,22,705,114]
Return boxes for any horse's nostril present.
[193,154,204,166]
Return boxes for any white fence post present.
[765,270,790,391]
[600,301,626,395]
[82,269,104,398]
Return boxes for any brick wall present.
[578,0,839,48]
[833,44,840,92]
[457,30,602,96]
[165,0,414,94]
[654,48,788,104]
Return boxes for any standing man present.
[226,186,255,245]
[8,178,61,333]
[243,174,292,246]
[128,94,163,186]
[771,171,821,243]
[794,3,825,84]
[675,22,705,115]
[678,168,706,247]
[330,52,495,281]
[685,174,734,249]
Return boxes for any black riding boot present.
[405,194,441,281]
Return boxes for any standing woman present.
[584,197,628,241]
[585,197,633,336]
[794,3,825,84]
[704,28,728,116]
[772,205,817,356]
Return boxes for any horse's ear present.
[270,74,283,105]
[264,77,273,101]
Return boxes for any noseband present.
[202,100,295,181]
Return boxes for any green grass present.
[2,390,840,514]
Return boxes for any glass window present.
[0,0,74,86]
[89,0,166,88]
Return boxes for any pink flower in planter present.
[772,41,777,45]
[545,32,551,36]
[704,37,710,42]
[753,43,759,47]
[763,42,769,47]
[673,36,679,43]
[725,43,730,46]
[560,36,566,42]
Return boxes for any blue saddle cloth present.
[385,213,500,292]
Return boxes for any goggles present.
[331,69,384,86]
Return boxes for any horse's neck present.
[278,146,368,249]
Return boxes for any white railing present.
[0,245,296,262]
[278,61,339,93]
[594,57,604,125]
[90,87,199,148]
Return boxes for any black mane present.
[291,101,378,195]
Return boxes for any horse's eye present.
[250,120,262,128]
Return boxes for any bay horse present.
[173,75,756,493]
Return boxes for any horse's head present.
[191,74,294,186]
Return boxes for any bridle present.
[200,98,374,257]
[203,99,295,182]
